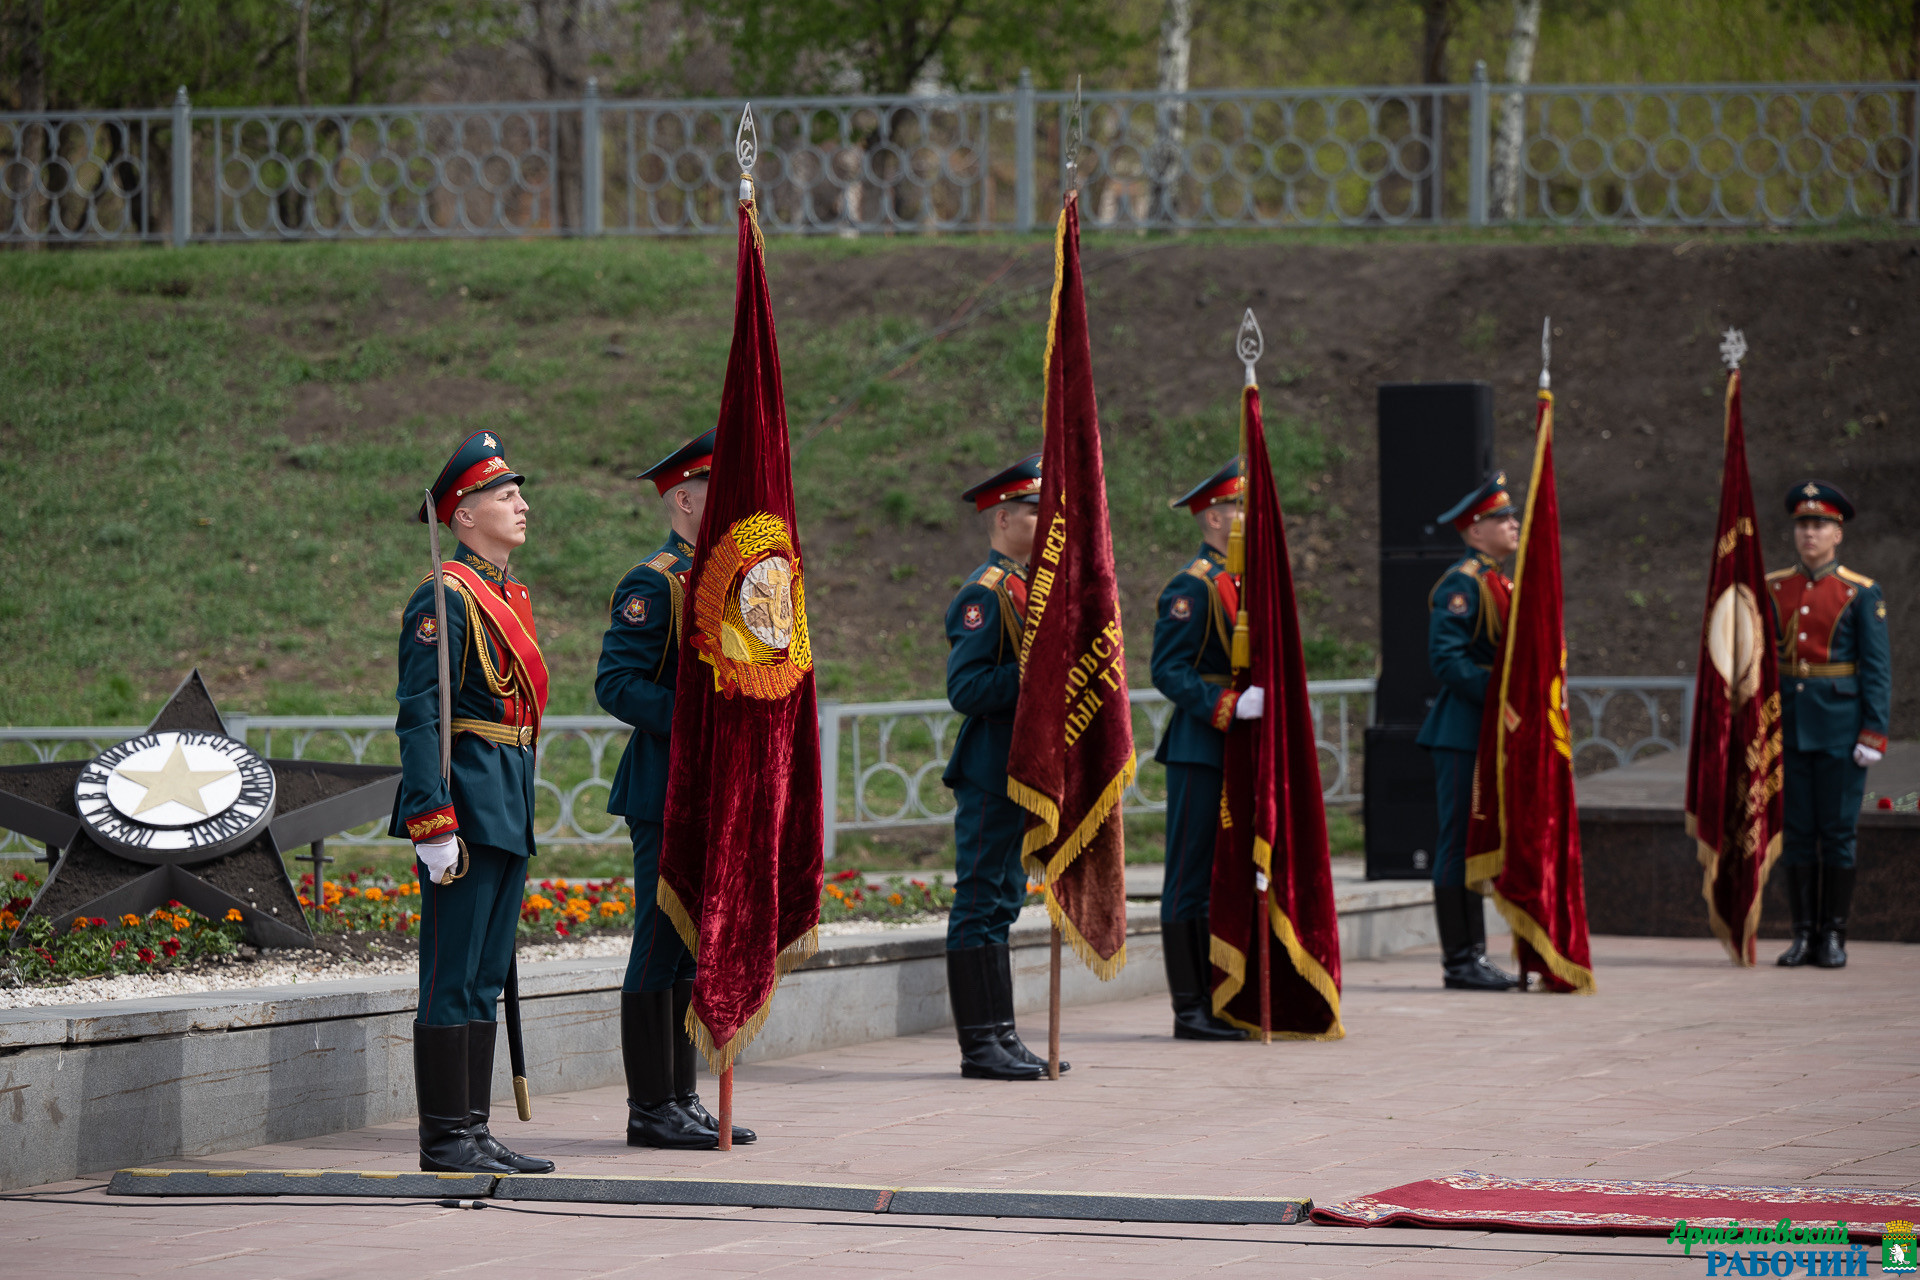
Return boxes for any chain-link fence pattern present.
[4,74,1913,243]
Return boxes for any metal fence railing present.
[3,75,1913,243]
[1,676,1697,860]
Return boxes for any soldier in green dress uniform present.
[393,431,555,1174]
[1149,458,1260,1040]
[941,456,1061,1081]
[1416,473,1522,992]
[595,430,752,1147]
[1766,480,1891,970]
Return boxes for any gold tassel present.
[1230,609,1251,671]
[1225,509,1245,575]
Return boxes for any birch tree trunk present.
[1150,0,1192,226]
[1492,0,1542,221]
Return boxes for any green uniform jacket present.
[1767,561,1892,756]
[942,551,1028,793]
[1150,544,1237,769]
[389,542,540,856]
[1415,550,1510,753]
[596,532,693,823]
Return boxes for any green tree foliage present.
[703,0,1145,94]
[1,0,502,111]
[1772,0,1920,78]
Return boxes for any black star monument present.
[0,671,401,949]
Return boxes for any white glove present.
[416,835,461,884]
[1235,686,1266,720]
[1854,743,1883,768]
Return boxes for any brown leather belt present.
[1788,661,1855,678]
[452,718,535,748]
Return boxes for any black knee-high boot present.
[671,979,756,1143]
[1812,866,1855,969]
[464,1020,554,1173]
[1775,865,1817,967]
[989,942,1069,1071]
[414,1022,512,1174]
[946,946,1044,1079]
[1162,919,1246,1040]
[620,991,714,1148]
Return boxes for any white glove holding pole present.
[416,835,461,885]
[1235,686,1266,720]
[1853,743,1883,768]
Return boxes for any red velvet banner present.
[1005,192,1132,979]
[658,195,824,1071]
[1684,368,1784,966]
[1464,390,1595,994]
[1208,383,1343,1038]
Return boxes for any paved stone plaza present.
[5,934,1914,1278]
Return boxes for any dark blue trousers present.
[623,820,696,993]
[1781,748,1866,870]
[1161,762,1221,923]
[948,781,1029,950]
[416,842,527,1026]
[1430,747,1476,889]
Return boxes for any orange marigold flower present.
[225,908,244,923]
[71,917,90,931]
[597,902,623,917]
[0,910,17,929]
[121,913,142,927]
[566,897,589,913]
[523,894,554,912]
[889,893,904,906]
[364,886,386,902]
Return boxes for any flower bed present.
[4,863,987,984]
[3,871,246,982]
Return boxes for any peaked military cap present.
[419,430,526,524]
[1170,457,1245,512]
[961,454,1043,510]
[637,429,716,496]
[1785,479,1853,523]
[1437,471,1517,531]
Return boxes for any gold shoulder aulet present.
[1181,558,1213,581]
[1456,558,1483,579]
[645,551,679,572]
[416,567,471,595]
[1836,566,1874,588]
[1764,566,1797,582]
[978,565,1005,589]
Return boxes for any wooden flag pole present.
[1047,925,1062,1080]
[717,1068,734,1151]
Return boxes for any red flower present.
[554,921,569,937]
[166,899,183,908]
[348,872,359,884]
[138,947,156,964]
[11,871,26,881]
[90,917,107,927]
[162,937,182,957]
[111,940,129,955]
[911,879,927,889]
[835,869,859,882]
[301,873,315,887]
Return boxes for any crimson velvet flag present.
[658,189,823,1072]
[1208,380,1343,1039]
[1684,360,1784,966]
[1005,191,1132,979]
[1463,388,1595,994]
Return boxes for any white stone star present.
[114,744,236,816]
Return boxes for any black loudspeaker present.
[1374,554,1456,727]
[1363,725,1438,880]
[1376,382,1495,555]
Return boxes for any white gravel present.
[0,917,952,1010]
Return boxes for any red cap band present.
[435,456,514,524]
[973,476,1042,511]
[1182,475,1245,513]
[1792,499,1843,521]
[651,454,713,497]
[1452,489,1513,532]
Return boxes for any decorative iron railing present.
[1,676,1702,859]
[3,75,1913,243]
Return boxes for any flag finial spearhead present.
[1237,308,1264,387]
[1720,327,1747,370]
[736,105,757,201]
[1539,316,1552,391]
[1064,76,1084,189]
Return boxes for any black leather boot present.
[1459,890,1520,989]
[1435,887,1514,990]
[620,990,716,1148]
[1162,919,1246,1040]
[672,979,755,1143]
[464,1020,554,1174]
[1775,865,1817,967]
[946,947,1044,1080]
[989,943,1068,1072]
[414,1022,513,1174]
[1813,866,1855,969]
